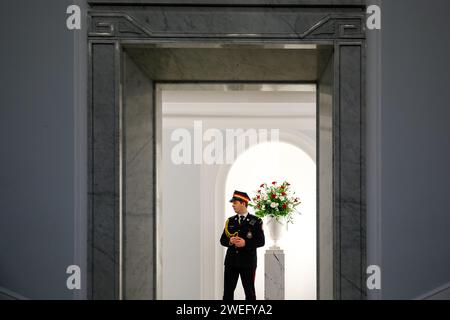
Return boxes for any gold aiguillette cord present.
[224,218,238,238]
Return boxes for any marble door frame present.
[87,0,367,300]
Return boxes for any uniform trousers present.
[223,265,257,300]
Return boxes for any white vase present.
[266,216,287,250]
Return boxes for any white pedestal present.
[264,248,285,300]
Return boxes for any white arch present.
[199,130,316,299]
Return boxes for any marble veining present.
[265,249,285,300]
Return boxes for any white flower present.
[263,195,268,200]
[279,196,285,201]
[288,203,293,209]
[270,202,279,208]
[261,205,265,210]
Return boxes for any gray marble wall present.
[89,43,121,299]
[318,47,334,300]
[123,52,155,299]
[336,44,366,299]
[125,48,318,82]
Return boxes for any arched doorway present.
[224,141,316,299]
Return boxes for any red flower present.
[271,194,276,199]
[280,185,285,189]
[257,195,260,199]
[260,183,265,188]
[257,204,260,209]
[281,192,286,196]
[282,203,287,209]
[272,181,277,185]
[257,189,261,193]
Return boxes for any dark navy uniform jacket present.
[220,213,265,268]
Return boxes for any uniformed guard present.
[220,190,265,300]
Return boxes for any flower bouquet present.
[249,180,301,224]
[249,181,301,249]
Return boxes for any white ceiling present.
[162,90,316,119]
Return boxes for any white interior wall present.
[160,87,316,299]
